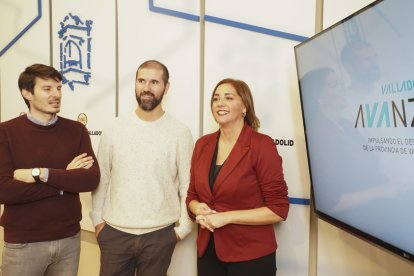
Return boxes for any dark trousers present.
[97,224,177,276]
[198,237,277,276]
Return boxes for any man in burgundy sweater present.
[0,64,100,276]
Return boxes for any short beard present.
[136,91,164,111]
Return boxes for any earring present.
[242,111,246,117]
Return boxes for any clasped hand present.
[194,202,230,232]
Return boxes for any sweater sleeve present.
[90,127,112,227]
[45,125,100,193]
[174,128,195,239]
[0,124,59,205]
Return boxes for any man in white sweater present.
[91,60,194,276]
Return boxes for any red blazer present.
[186,124,289,262]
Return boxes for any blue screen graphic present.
[295,0,414,262]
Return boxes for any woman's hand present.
[196,212,231,232]
[193,202,216,216]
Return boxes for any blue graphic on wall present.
[58,13,93,91]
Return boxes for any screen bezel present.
[294,0,414,264]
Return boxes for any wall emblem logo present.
[58,13,93,91]
[77,112,88,126]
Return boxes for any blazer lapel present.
[213,124,251,193]
[200,131,220,197]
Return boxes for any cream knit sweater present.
[90,112,194,239]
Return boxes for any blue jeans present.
[1,232,80,276]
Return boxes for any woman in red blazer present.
[186,78,289,276]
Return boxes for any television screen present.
[295,0,414,262]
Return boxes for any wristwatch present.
[31,168,41,182]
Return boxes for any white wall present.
[0,0,50,120]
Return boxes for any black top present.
[208,139,223,190]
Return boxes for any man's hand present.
[95,222,106,238]
[175,230,181,242]
[67,153,94,170]
[13,169,35,183]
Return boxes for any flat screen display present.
[295,0,414,262]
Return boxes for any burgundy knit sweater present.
[0,115,100,243]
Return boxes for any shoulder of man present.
[0,115,30,133]
[0,114,26,126]
[58,116,87,130]
[164,113,192,133]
